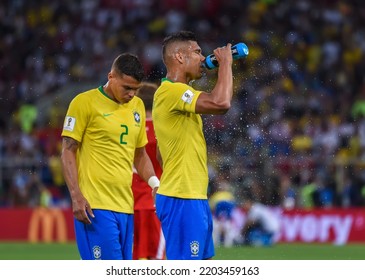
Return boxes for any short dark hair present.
[162,30,197,61]
[112,53,144,82]
[136,82,157,111]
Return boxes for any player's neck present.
[166,71,188,84]
[102,83,119,103]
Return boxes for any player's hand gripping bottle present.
[203,42,249,69]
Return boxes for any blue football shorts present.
[155,194,215,260]
[74,209,134,260]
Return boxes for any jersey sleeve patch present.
[63,116,76,131]
[181,89,194,104]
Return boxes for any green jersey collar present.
[98,85,114,101]
[162,77,173,83]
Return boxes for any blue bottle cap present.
[234,42,249,58]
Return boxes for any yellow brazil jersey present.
[152,78,208,199]
[61,86,147,213]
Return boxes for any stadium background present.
[0,0,365,259]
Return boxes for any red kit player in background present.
[132,82,165,260]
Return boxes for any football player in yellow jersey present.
[61,53,160,260]
[152,31,233,259]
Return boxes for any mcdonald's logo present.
[28,207,67,243]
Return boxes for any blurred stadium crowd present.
[0,0,365,209]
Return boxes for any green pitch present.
[0,242,364,260]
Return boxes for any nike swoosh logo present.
[103,113,113,117]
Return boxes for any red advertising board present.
[0,208,75,242]
[0,207,364,244]
[278,208,365,244]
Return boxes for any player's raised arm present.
[195,43,233,115]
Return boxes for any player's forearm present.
[135,156,156,183]
[208,42,234,110]
[134,148,157,183]
[61,152,80,197]
[210,61,233,108]
[61,138,82,199]
[195,62,233,114]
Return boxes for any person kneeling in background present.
[240,193,280,247]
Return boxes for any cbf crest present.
[92,245,101,259]
[133,111,141,123]
[190,241,199,257]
